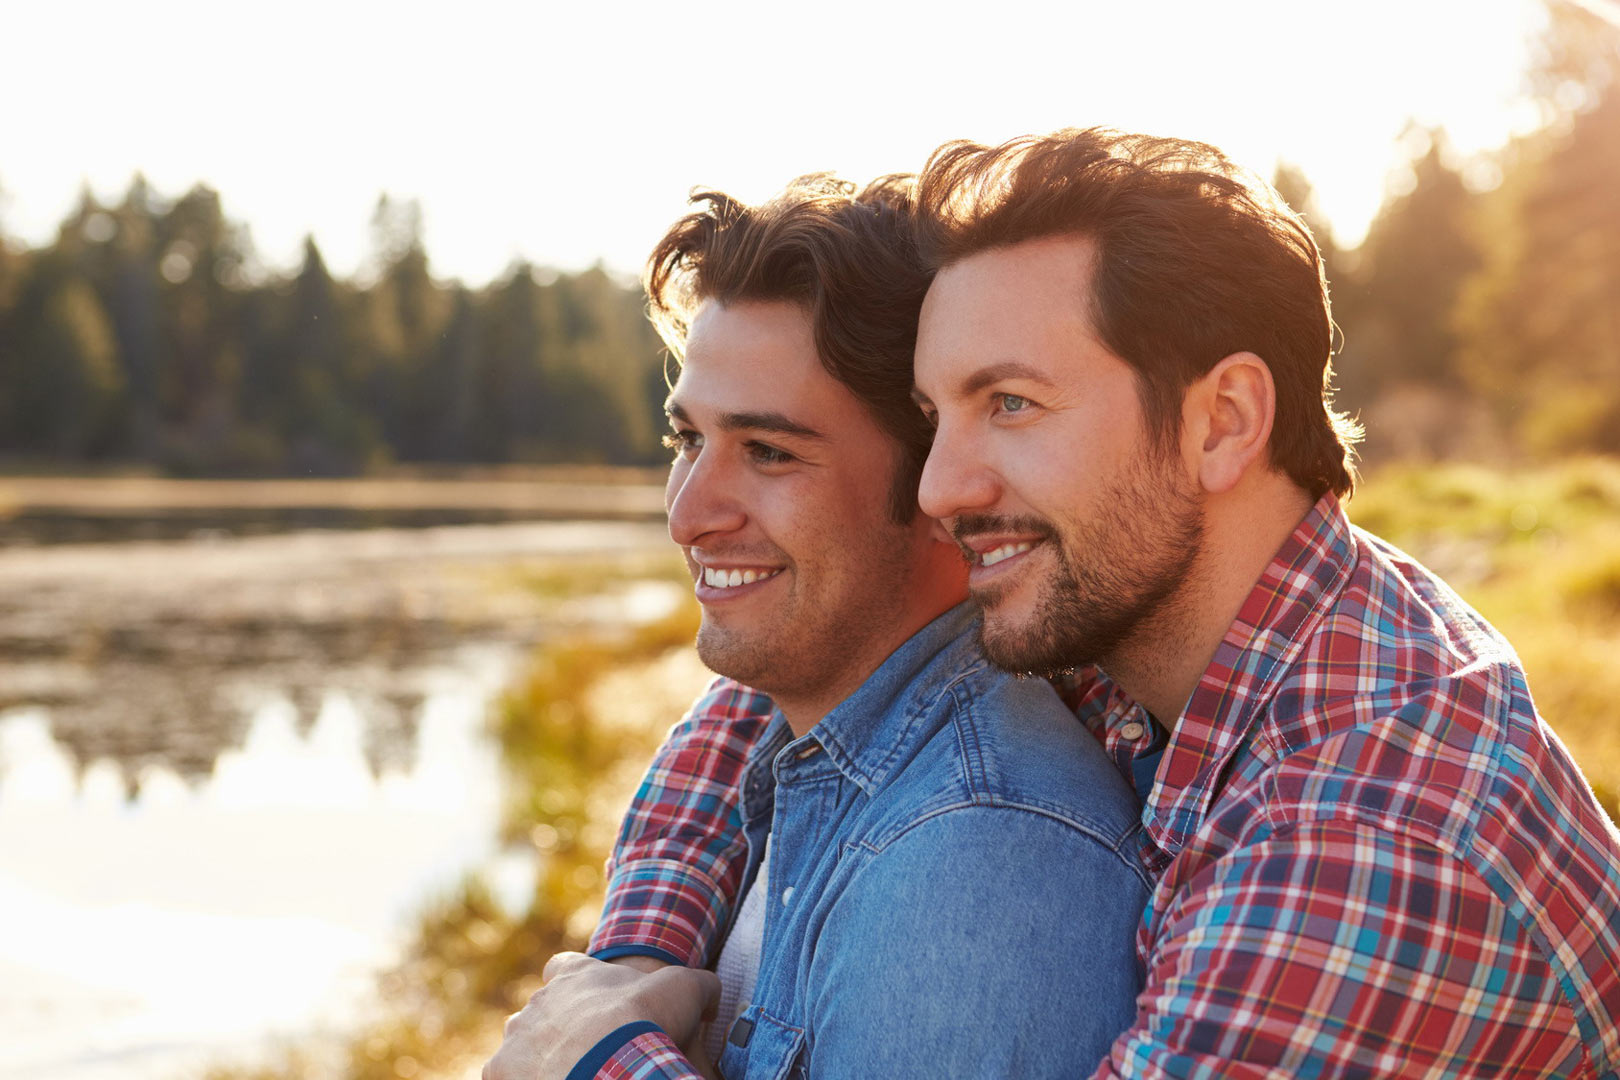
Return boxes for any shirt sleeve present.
[571,1026,705,1080]
[588,675,775,969]
[806,806,1150,1078]
[1091,819,1583,1079]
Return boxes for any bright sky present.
[0,0,1554,286]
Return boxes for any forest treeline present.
[1275,2,1618,460]
[0,3,1615,476]
[0,193,671,475]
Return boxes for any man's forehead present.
[923,235,1097,312]
[686,297,814,352]
[670,318,855,440]
[916,239,1107,397]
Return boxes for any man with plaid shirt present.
[495,129,1620,1078]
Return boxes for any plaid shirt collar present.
[1067,493,1353,868]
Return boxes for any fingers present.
[683,1035,719,1080]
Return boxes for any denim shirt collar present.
[745,602,982,803]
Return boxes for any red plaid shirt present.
[587,495,1620,1078]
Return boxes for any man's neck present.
[775,596,965,737]
[774,616,941,737]
[1106,478,1317,726]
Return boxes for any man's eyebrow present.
[957,361,1059,398]
[663,399,826,441]
[718,410,827,440]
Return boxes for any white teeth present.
[979,541,1035,568]
[702,567,781,589]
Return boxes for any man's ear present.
[1182,352,1276,495]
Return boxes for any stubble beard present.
[693,590,790,691]
[692,528,919,704]
[969,455,1206,678]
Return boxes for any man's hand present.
[483,952,720,1080]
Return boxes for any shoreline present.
[0,472,668,521]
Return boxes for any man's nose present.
[918,421,999,522]
[666,451,746,546]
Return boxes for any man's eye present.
[747,442,795,467]
[662,430,702,455]
[995,394,1032,415]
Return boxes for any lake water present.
[0,509,675,1079]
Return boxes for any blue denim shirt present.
[713,603,1149,1080]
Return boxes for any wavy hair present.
[915,128,1361,498]
[647,173,934,522]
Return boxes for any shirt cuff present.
[565,1021,662,1080]
[589,857,732,968]
[590,943,688,968]
[587,1027,705,1080]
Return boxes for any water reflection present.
[0,646,527,1080]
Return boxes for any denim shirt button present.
[1119,721,1145,741]
[781,885,795,906]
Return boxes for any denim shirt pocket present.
[716,1006,807,1080]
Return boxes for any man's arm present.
[589,676,774,969]
[1092,819,1582,1078]
[484,954,717,1080]
[485,679,771,1080]
[492,806,1149,1080]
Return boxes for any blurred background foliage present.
[0,6,1616,478]
[0,188,670,477]
[1310,2,1620,460]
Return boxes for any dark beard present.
[961,462,1205,678]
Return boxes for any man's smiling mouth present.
[978,541,1035,568]
[701,566,784,589]
[950,514,1056,572]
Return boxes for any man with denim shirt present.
[501,128,1620,1079]
[484,174,1148,1080]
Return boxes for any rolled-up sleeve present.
[569,1024,705,1080]
[590,677,774,968]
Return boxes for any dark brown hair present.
[646,173,934,522]
[915,128,1361,499]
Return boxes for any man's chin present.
[694,625,771,688]
[974,605,1056,675]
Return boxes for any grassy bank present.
[1346,458,1620,819]
[205,567,707,1080]
[0,470,667,522]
